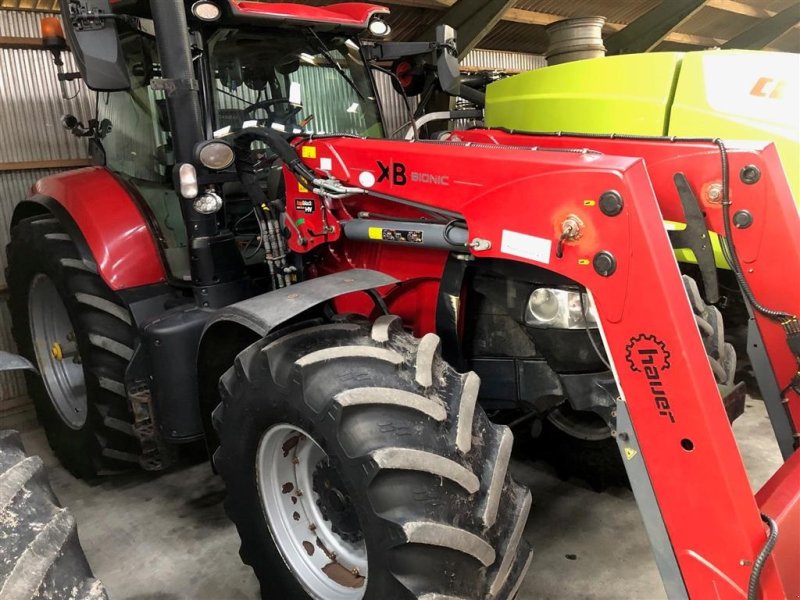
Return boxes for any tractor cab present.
[54,1,389,288]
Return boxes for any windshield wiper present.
[306,28,367,102]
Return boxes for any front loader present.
[4,1,799,599]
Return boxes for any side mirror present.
[435,25,460,97]
[61,0,130,91]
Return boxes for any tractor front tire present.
[214,317,532,599]
[7,215,146,479]
[0,430,108,600]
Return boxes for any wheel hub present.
[28,274,87,430]
[313,460,363,544]
[256,423,368,599]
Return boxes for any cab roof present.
[108,0,389,32]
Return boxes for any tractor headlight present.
[196,141,235,170]
[524,288,599,329]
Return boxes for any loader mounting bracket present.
[668,172,720,303]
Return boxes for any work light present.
[191,1,222,21]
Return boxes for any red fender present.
[28,167,167,290]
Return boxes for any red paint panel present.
[456,130,800,431]
[757,451,800,599]
[34,167,166,290]
[230,2,388,28]
[289,135,798,598]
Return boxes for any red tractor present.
[5,1,800,599]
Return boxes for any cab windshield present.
[208,28,383,138]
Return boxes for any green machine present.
[486,50,799,198]
[484,50,799,267]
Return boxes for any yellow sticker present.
[368,227,383,240]
[302,146,317,159]
[624,447,638,461]
[298,182,308,193]
[578,258,590,266]
[584,200,596,206]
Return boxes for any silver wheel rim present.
[548,405,611,441]
[256,423,367,599]
[28,274,87,429]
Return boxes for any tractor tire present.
[540,275,737,490]
[214,316,533,600]
[0,429,108,600]
[7,215,146,479]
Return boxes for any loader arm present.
[279,134,799,599]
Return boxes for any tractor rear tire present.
[540,275,737,489]
[0,429,108,600]
[214,317,533,599]
[7,215,146,479]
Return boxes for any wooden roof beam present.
[722,2,800,49]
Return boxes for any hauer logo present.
[625,334,675,424]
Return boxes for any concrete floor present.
[20,399,781,600]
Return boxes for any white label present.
[501,230,551,264]
[358,171,376,188]
[289,82,302,106]
[242,120,259,129]
[320,157,333,171]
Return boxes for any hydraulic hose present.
[747,513,779,600]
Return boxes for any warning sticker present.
[294,199,315,214]
[368,227,423,244]
[301,146,317,159]
[501,230,552,264]
[624,447,638,461]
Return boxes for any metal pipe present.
[342,219,469,250]
[148,0,204,164]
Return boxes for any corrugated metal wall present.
[0,9,91,427]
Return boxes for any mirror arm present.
[362,41,436,62]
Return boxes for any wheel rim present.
[547,404,611,441]
[256,424,368,600]
[27,274,87,429]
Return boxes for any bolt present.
[469,238,491,251]
[705,183,723,203]
[618,432,629,442]
[561,215,584,240]
[610,429,617,438]
[739,559,752,567]
[309,523,317,532]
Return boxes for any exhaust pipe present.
[545,17,607,66]
[149,0,204,163]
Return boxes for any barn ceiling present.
[2,0,798,53]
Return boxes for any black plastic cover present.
[61,0,130,91]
